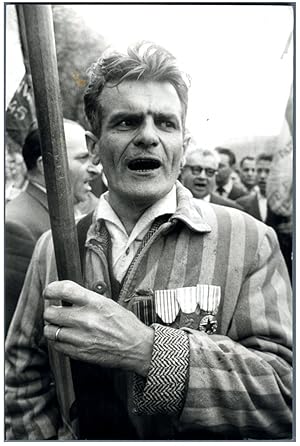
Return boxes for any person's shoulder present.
[232,182,248,193]
[193,195,245,225]
[197,196,266,229]
[210,193,244,210]
[6,190,29,215]
[236,192,255,206]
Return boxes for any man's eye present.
[117,118,139,129]
[158,120,176,129]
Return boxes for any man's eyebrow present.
[107,111,143,123]
[155,112,180,122]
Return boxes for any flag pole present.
[22,4,83,286]
[15,5,31,76]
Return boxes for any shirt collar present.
[29,180,47,194]
[95,186,177,241]
[89,181,211,242]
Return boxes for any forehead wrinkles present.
[99,81,183,124]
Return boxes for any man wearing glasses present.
[180,147,244,210]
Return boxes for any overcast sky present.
[6,3,294,148]
[72,4,294,148]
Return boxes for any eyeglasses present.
[185,165,217,177]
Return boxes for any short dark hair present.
[22,126,41,171]
[22,119,81,171]
[256,152,273,163]
[84,41,190,137]
[240,156,255,168]
[215,147,236,166]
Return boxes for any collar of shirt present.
[256,190,267,221]
[30,180,47,194]
[95,186,177,282]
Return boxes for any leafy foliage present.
[52,5,107,129]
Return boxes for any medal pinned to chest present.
[154,284,221,333]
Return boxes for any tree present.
[52,5,107,128]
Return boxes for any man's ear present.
[85,131,101,165]
[180,133,190,169]
[183,134,191,154]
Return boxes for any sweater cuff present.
[132,323,189,415]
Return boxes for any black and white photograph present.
[4,2,294,441]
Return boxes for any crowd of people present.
[5,41,293,440]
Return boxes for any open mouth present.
[194,181,206,188]
[128,158,161,172]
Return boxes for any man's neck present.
[107,195,152,235]
[28,172,45,189]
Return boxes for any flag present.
[6,74,35,146]
[6,5,36,147]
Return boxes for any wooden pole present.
[15,5,31,75]
[22,4,83,286]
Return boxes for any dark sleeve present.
[5,221,35,335]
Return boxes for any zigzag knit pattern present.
[131,323,189,415]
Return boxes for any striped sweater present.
[5,182,292,440]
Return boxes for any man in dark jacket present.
[5,120,98,334]
[237,152,292,280]
[215,147,248,200]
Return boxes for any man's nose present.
[197,168,207,179]
[133,119,159,148]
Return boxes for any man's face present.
[256,159,271,196]
[94,80,184,210]
[216,153,232,186]
[181,153,218,199]
[240,159,256,188]
[64,123,99,204]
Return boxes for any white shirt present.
[95,186,177,282]
[30,180,46,194]
[257,190,268,222]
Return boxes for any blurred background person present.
[5,150,28,203]
[266,87,293,282]
[237,152,292,282]
[239,156,258,194]
[230,168,243,186]
[5,119,99,335]
[237,153,272,222]
[215,147,247,200]
[180,147,244,210]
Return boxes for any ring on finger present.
[55,327,62,342]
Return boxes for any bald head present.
[23,119,99,204]
[181,148,219,199]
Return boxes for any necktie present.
[217,186,225,196]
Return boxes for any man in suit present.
[180,147,244,210]
[237,153,272,222]
[239,156,258,195]
[5,119,99,334]
[215,147,248,200]
[237,152,292,281]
